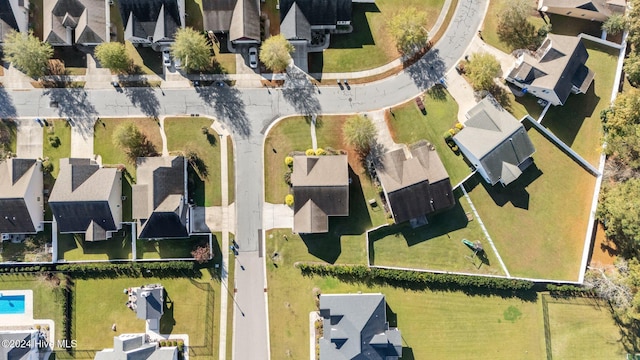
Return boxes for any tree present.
[496,0,540,50]
[111,123,156,162]
[94,42,131,73]
[597,179,640,251]
[170,27,212,72]
[601,89,640,169]
[191,243,211,264]
[343,115,377,155]
[464,52,501,91]
[2,30,53,78]
[388,8,429,55]
[602,14,628,35]
[259,35,294,73]
[625,52,640,86]
[629,0,640,48]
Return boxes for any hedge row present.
[0,265,47,273]
[296,263,535,291]
[57,261,199,278]
[61,276,73,350]
[546,284,595,297]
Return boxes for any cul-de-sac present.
[1,0,640,359]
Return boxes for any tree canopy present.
[628,0,640,48]
[343,115,377,155]
[624,52,640,87]
[497,0,544,51]
[597,179,640,252]
[464,52,501,91]
[259,35,294,73]
[171,27,212,72]
[3,30,53,78]
[602,14,628,35]
[388,8,429,56]
[112,123,156,162]
[602,89,640,169]
[94,42,131,73]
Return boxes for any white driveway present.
[16,119,43,159]
[263,203,293,230]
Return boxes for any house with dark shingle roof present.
[202,0,260,44]
[49,158,122,241]
[505,34,595,106]
[0,330,41,360]
[319,293,402,360]
[95,333,177,360]
[44,0,108,46]
[280,0,352,31]
[454,96,536,186]
[538,0,626,22]
[0,159,44,236]
[292,155,349,234]
[0,0,28,44]
[133,156,189,239]
[117,0,185,50]
[375,143,455,225]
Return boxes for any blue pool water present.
[0,295,25,314]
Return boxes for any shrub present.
[201,126,209,135]
[315,148,326,156]
[284,171,292,186]
[284,156,294,167]
[443,131,453,140]
[285,194,294,207]
[305,149,315,156]
[455,122,464,130]
[48,135,60,148]
[448,128,456,136]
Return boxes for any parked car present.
[174,57,182,70]
[248,47,258,69]
[162,51,171,67]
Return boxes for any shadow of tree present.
[117,75,161,117]
[43,87,98,139]
[405,49,447,90]
[0,86,17,118]
[195,84,251,138]
[282,66,321,117]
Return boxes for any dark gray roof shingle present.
[118,0,182,41]
[279,0,352,26]
[0,159,42,234]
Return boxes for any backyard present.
[164,117,222,207]
[42,119,72,178]
[137,234,214,260]
[93,117,163,179]
[0,225,53,263]
[56,228,133,262]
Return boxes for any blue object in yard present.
[522,88,528,94]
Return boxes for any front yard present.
[42,119,72,178]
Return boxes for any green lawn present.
[466,126,596,281]
[125,41,163,75]
[540,42,618,166]
[0,224,53,263]
[227,136,235,204]
[369,188,505,275]
[94,117,163,179]
[481,0,547,54]
[137,234,212,260]
[308,0,445,73]
[266,230,547,359]
[545,295,630,359]
[164,117,222,206]
[387,88,470,185]
[72,272,215,357]
[0,274,65,344]
[263,117,312,204]
[57,228,133,261]
[43,119,72,178]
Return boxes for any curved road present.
[0,0,486,358]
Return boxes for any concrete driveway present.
[16,119,43,159]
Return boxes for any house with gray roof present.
[117,0,185,50]
[454,96,536,186]
[375,143,455,225]
[0,0,28,44]
[44,0,109,46]
[202,0,260,45]
[0,159,44,236]
[505,34,595,106]
[127,284,164,330]
[319,293,402,360]
[538,0,626,22]
[133,156,189,239]
[95,333,177,360]
[0,330,40,360]
[292,155,349,234]
[49,158,122,241]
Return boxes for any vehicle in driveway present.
[249,47,257,69]
[174,57,182,70]
[162,51,171,66]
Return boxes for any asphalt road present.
[0,0,487,358]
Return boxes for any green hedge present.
[56,261,199,279]
[296,263,535,291]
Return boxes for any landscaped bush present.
[48,135,60,148]
[305,149,315,156]
[284,156,294,167]
[315,148,326,156]
[443,131,453,140]
[455,122,464,130]
[284,171,292,186]
[285,194,294,207]
[56,261,199,278]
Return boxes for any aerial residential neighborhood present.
[0,0,639,359]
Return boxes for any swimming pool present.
[0,294,26,314]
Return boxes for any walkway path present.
[310,115,318,150]
[369,109,401,152]
[70,119,95,158]
[158,116,169,156]
[263,203,294,230]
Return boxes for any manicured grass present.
[93,117,163,179]
[309,0,445,73]
[57,228,133,261]
[263,117,312,204]
[43,119,72,178]
[125,41,163,75]
[266,230,546,359]
[72,272,216,356]
[227,136,235,204]
[137,235,211,260]
[466,126,596,281]
[481,0,546,54]
[545,295,627,359]
[541,42,618,166]
[505,93,544,121]
[370,189,505,275]
[0,224,53,262]
[164,117,222,206]
[387,88,470,185]
[0,274,65,344]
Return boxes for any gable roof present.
[279,0,352,27]
[202,0,237,32]
[507,34,594,105]
[49,158,120,238]
[280,3,311,41]
[292,155,348,233]
[455,97,536,185]
[319,293,402,360]
[538,0,626,18]
[376,143,454,223]
[95,333,177,360]
[44,0,107,46]
[134,285,164,320]
[0,159,42,234]
[0,0,26,43]
[0,330,38,360]
[118,0,182,42]
[133,156,188,239]
[229,0,260,41]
